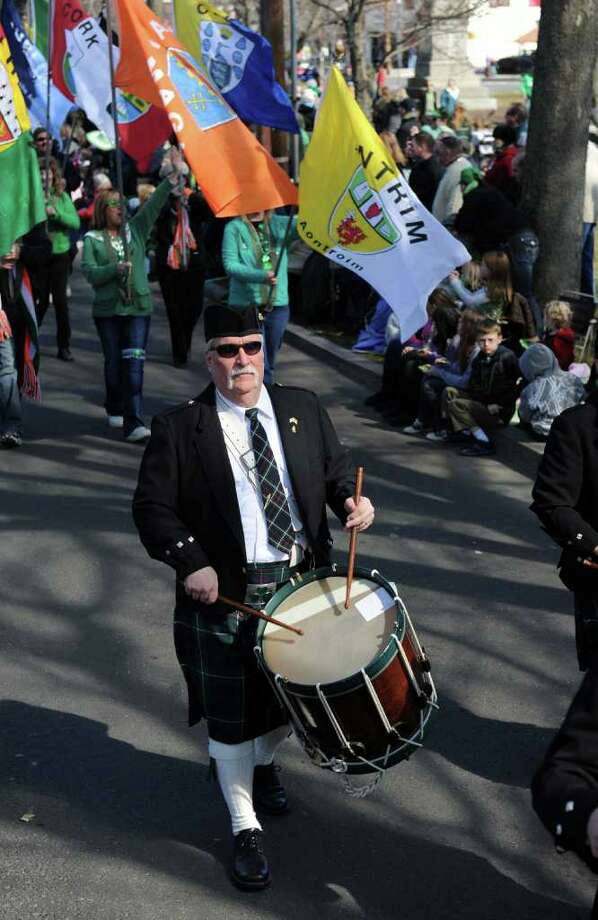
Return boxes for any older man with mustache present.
[133,305,374,891]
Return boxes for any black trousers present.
[36,252,71,350]
[418,374,447,429]
[574,590,598,672]
[157,266,205,365]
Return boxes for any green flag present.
[31,0,48,58]
[0,26,46,259]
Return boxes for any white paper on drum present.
[355,587,388,622]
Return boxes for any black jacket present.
[531,395,598,587]
[409,156,444,212]
[454,184,529,254]
[467,345,520,422]
[132,382,355,612]
[152,191,214,273]
[532,665,598,873]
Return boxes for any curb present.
[285,321,544,482]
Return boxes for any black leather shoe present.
[231,828,270,890]
[253,763,289,815]
[57,348,74,362]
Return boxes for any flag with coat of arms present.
[1,0,72,138]
[173,0,298,133]
[298,67,470,340]
[50,0,170,170]
[114,0,297,217]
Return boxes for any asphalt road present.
[1,267,595,920]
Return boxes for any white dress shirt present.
[216,386,305,564]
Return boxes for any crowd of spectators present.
[0,84,594,456]
[357,86,593,458]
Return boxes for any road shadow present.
[0,701,587,920]
[427,695,555,789]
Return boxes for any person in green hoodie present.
[221,211,297,384]
[37,158,80,361]
[81,147,185,443]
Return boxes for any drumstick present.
[344,466,364,609]
[218,594,304,636]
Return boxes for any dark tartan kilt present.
[173,606,287,744]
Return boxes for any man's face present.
[478,331,502,356]
[437,144,453,167]
[34,133,50,154]
[206,334,264,404]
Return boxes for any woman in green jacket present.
[37,158,80,361]
[221,211,297,383]
[81,148,184,443]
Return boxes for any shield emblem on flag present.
[0,61,21,149]
[199,21,253,94]
[330,166,400,255]
[167,48,236,130]
[115,91,151,125]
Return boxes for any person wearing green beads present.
[221,211,298,384]
[37,158,81,361]
[81,147,186,443]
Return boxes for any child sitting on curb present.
[518,343,585,439]
[542,300,575,370]
[443,318,520,457]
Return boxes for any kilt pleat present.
[173,606,287,744]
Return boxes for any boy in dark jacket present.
[444,318,520,456]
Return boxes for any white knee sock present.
[471,426,490,444]
[254,725,290,767]
[208,737,262,836]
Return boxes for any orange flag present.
[114,0,297,217]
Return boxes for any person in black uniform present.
[531,391,598,670]
[531,392,598,917]
[132,305,375,890]
[532,666,598,919]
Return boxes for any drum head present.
[261,571,397,686]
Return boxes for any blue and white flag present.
[174,0,299,134]
[1,0,72,137]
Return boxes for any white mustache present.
[227,366,258,389]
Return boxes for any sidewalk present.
[285,322,545,481]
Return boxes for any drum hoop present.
[259,564,406,696]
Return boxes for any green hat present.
[460,165,481,195]
[86,130,114,152]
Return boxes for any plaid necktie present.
[245,408,295,555]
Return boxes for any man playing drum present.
[132,305,375,890]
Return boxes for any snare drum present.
[255,565,437,776]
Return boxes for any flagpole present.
[104,0,130,267]
[264,211,294,312]
[289,0,299,181]
[44,0,54,195]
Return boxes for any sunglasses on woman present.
[211,340,262,358]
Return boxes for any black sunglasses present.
[211,340,262,358]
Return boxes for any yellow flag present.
[298,67,469,339]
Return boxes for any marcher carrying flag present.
[173,0,298,134]
[114,0,298,216]
[298,67,469,340]
[0,25,46,260]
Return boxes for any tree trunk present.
[346,10,370,115]
[261,0,289,162]
[521,0,598,303]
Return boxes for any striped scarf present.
[167,199,197,270]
